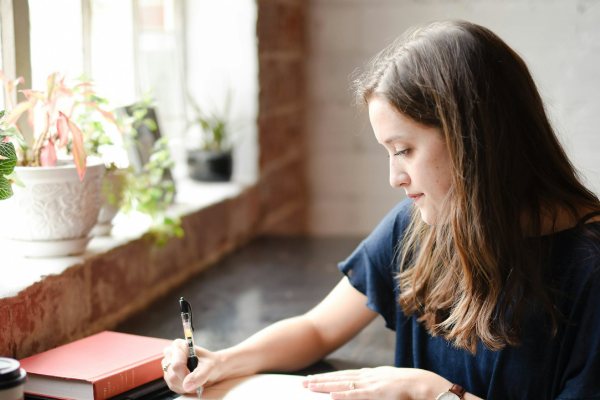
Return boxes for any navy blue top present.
[338,199,600,399]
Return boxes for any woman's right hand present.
[162,339,223,394]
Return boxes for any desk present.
[115,236,395,373]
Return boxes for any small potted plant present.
[186,93,233,182]
[114,99,183,244]
[0,72,110,257]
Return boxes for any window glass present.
[90,0,137,106]
[185,0,258,183]
[29,0,83,89]
[136,0,186,176]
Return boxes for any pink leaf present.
[46,72,57,100]
[59,111,87,181]
[40,138,57,166]
[6,100,34,126]
[56,113,69,147]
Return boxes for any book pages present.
[175,374,330,400]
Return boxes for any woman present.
[163,21,600,399]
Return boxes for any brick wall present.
[1,192,261,358]
[257,0,308,234]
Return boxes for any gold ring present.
[162,362,171,372]
[349,381,356,390]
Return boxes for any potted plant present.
[115,99,183,244]
[70,80,130,236]
[0,72,108,257]
[68,91,183,243]
[186,93,233,182]
[66,87,181,243]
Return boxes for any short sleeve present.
[338,199,413,329]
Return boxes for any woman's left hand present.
[302,366,451,400]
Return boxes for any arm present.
[218,276,378,377]
[164,277,377,393]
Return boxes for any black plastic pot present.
[187,149,233,182]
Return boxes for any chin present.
[418,209,436,225]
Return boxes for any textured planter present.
[187,149,232,182]
[0,160,105,257]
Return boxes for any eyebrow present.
[383,135,407,144]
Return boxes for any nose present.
[389,159,409,188]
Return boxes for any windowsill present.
[0,177,247,299]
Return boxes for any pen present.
[180,297,202,398]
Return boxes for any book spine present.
[92,358,163,399]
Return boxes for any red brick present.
[258,107,304,171]
[228,187,261,243]
[259,158,307,219]
[8,265,91,358]
[257,1,305,53]
[0,301,16,357]
[261,201,307,235]
[259,57,305,112]
[89,243,150,323]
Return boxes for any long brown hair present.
[354,21,600,352]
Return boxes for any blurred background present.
[1,0,599,363]
[1,0,598,236]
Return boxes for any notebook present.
[175,374,330,400]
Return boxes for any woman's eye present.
[394,148,410,157]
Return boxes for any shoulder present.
[551,222,600,310]
[337,200,413,328]
[339,198,413,276]
[550,224,600,399]
[554,222,600,276]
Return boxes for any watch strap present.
[450,383,466,398]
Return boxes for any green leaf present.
[0,176,13,200]
[0,140,17,175]
[0,140,17,200]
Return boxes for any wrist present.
[214,346,258,380]
[420,373,453,399]
[434,383,467,400]
[213,348,234,381]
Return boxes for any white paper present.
[175,374,330,400]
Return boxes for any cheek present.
[428,158,452,196]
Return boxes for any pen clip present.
[179,297,194,331]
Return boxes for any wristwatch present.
[435,384,466,400]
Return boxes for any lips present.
[407,193,424,201]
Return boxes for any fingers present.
[304,370,369,399]
[303,370,360,386]
[306,380,360,393]
[329,388,369,399]
[182,360,210,392]
[162,339,200,394]
[170,340,190,380]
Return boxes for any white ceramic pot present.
[0,159,105,257]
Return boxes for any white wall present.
[307,0,600,235]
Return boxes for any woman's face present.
[368,96,452,225]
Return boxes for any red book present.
[19,331,172,400]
